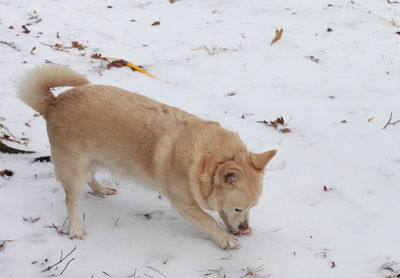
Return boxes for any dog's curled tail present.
[18,64,89,116]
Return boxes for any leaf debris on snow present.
[240,265,265,278]
[0,169,14,177]
[306,55,321,63]
[257,116,292,133]
[271,28,283,45]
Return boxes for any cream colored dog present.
[18,65,276,249]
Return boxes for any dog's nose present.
[238,222,248,231]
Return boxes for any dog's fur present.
[18,65,276,249]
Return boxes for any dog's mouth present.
[228,225,252,236]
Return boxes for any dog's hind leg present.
[53,155,89,239]
[87,167,118,197]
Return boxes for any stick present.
[59,258,75,275]
[383,112,400,129]
[147,266,167,278]
[41,246,76,272]
[0,41,21,51]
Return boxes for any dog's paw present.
[214,232,240,250]
[69,228,87,240]
[93,186,118,197]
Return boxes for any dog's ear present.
[223,168,241,184]
[250,150,277,170]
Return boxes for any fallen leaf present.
[0,169,14,177]
[54,43,62,48]
[71,41,85,50]
[30,46,36,55]
[280,128,291,133]
[271,28,283,45]
[170,0,177,3]
[341,120,347,123]
[368,117,374,122]
[0,241,5,252]
[107,5,113,8]
[22,25,30,34]
[56,32,60,39]
[151,21,160,26]
[307,56,320,63]
[331,261,336,268]
[32,261,38,264]
[25,122,31,127]
[327,27,333,32]
[396,31,400,35]
[91,53,102,59]
[323,185,328,191]
[107,59,128,69]
[8,25,14,29]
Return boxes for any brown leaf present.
[107,59,128,69]
[91,53,102,59]
[8,25,14,29]
[71,41,85,50]
[323,185,328,191]
[396,31,400,35]
[280,128,291,133]
[22,25,30,34]
[56,32,60,39]
[271,28,283,45]
[331,261,336,268]
[0,169,14,177]
[30,47,36,55]
[307,56,320,63]
[341,120,347,123]
[170,0,177,3]
[0,241,5,252]
[151,21,160,26]
[327,27,333,32]
[277,116,285,126]
[32,261,38,264]
[25,122,31,127]
[54,43,62,48]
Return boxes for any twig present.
[59,258,75,275]
[114,217,120,227]
[102,271,111,276]
[383,112,400,129]
[240,265,265,278]
[0,41,21,51]
[147,266,167,278]
[41,246,77,272]
[40,42,71,53]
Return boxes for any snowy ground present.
[1,0,400,277]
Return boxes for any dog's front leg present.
[173,202,240,249]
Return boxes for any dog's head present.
[203,149,277,234]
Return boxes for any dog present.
[18,65,276,249]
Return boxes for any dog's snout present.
[238,221,249,231]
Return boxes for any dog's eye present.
[234,208,242,212]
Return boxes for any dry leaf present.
[22,25,30,34]
[368,117,374,122]
[307,56,320,63]
[56,32,60,39]
[25,122,31,127]
[151,21,160,26]
[323,185,328,191]
[8,25,14,29]
[107,59,128,69]
[280,128,291,133]
[341,120,347,123]
[327,27,333,32]
[170,0,177,3]
[331,261,336,268]
[396,31,400,35]
[91,53,102,59]
[0,169,14,177]
[71,41,85,50]
[271,28,283,45]
[30,46,36,54]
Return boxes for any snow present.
[1,0,400,277]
